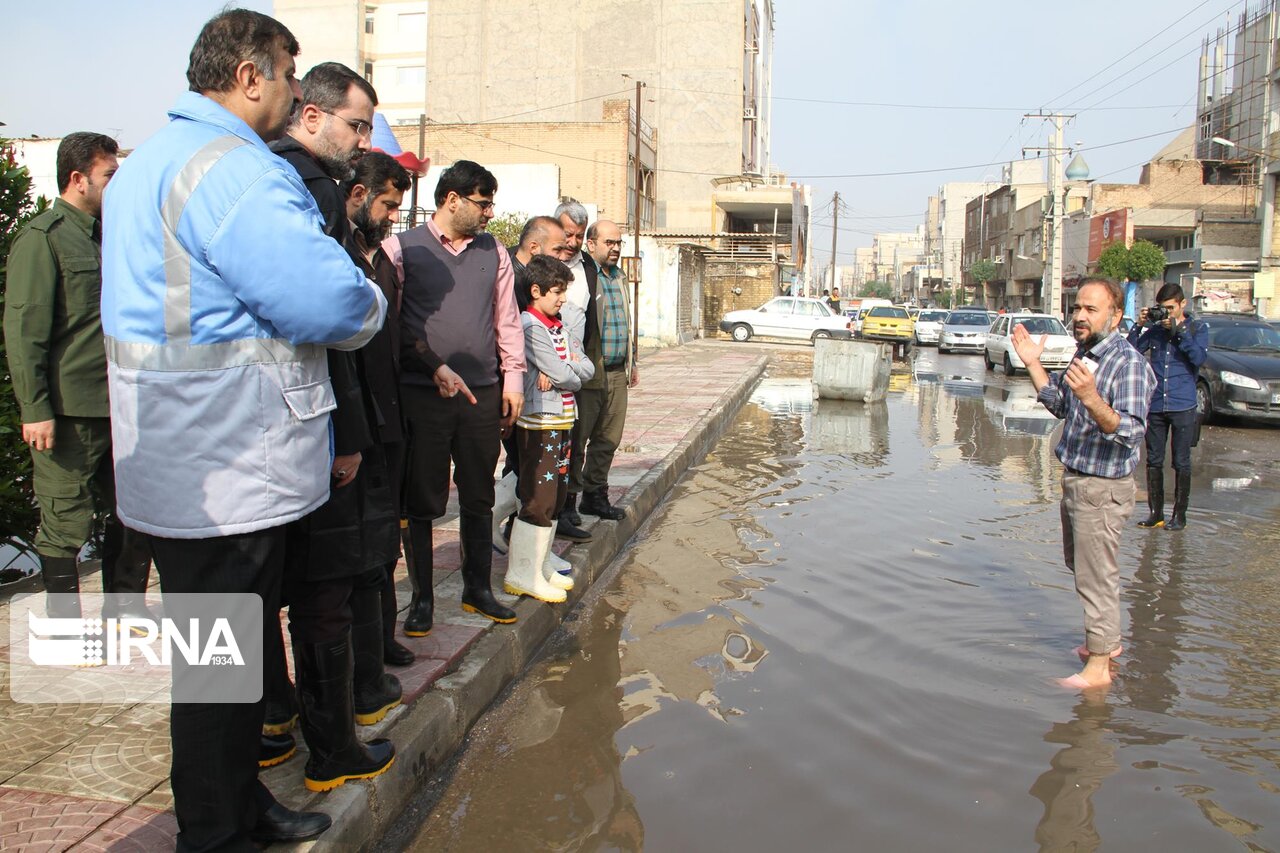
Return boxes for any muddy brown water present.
[387,349,1280,852]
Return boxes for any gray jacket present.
[520,312,595,418]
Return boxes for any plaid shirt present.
[1038,330,1156,479]
[598,264,629,367]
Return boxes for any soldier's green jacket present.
[3,198,109,423]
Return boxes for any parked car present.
[860,305,915,343]
[913,309,949,345]
[719,296,853,344]
[985,313,1075,375]
[938,310,994,353]
[1194,313,1280,424]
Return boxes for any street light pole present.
[1024,112,1074,319]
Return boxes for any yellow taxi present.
[859,305,915,343]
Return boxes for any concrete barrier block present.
[812,338,891,402]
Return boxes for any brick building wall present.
[391,109,637,223]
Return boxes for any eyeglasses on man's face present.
[321,110,372,138]
[597,239,622,248]
[458,195,496,213]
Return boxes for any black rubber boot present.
[39,555,81,618]
[562,492,583,526]
[1167,470,1191,530]
[351,581,402,726]
[259,732,297,768]
[263,616,298,735]
[1137,467,1165,528]
[295,634,395,792]
[580,486,625,521]
[459,512,517,624]
[380,561,415,666]
[403,519,434,637]
[555,511,592,543]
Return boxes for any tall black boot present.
[1137,467,1165,528]
[263,615,298,735]
[580,486,626,521]
[562,492,583,527]
[1167,470,1191,530]
[459,512,517,624]
[403,519,434,637]
[380,560,415,666]
[351,580,402,726]
[295,634,395,792]
[39,555,81,618]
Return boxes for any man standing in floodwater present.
[1011,277,1155,689]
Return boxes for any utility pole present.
[829,191,839,292]
[630,79,645,364]
[1024,112,1075,320]
[409,112,426,227]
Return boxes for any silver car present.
[938,310,993,354]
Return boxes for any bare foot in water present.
[1057,655,1113,689]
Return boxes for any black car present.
[1195,313,1280,424]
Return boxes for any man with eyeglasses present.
[264,60,398,793]
[386,160,526,634]
[570,219,636,523]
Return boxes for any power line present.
[1043,0,1224,107]
[652,85,1190,112]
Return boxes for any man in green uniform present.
[4,132,150,617]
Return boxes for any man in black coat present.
[264,62,396,793]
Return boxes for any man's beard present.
[353,199,392,245]
[313,127,358,180]
[1075,323,1106,350]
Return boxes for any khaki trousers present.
[569,367,629,494]
[1060,470,1136,655]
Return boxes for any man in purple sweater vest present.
[384,160,527,632]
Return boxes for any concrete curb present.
[284,350,769,851]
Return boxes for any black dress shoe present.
[251,801,332,842]
[383,638,416,667]
[555,514,593,542]
[580,487,625,521]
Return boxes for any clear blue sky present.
[5,0,1226,260]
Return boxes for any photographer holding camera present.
[1126,282,1208,530]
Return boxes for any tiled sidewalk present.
[0,341,768,851]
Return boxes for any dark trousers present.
[146,527,286,853]
[1145,408,1197,473]
[501,431,520,478]
[515,426,570,527]
[401,382,501,522]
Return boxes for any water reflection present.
[398,364,1280,852]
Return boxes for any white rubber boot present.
[543,548,573,591]
[492,473,518,554]
[503,519,566,603]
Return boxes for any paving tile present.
[0,787,123,851]
[71,804,178,852]
[0,704,111,783]
[398,622,484,665]
[134,781,173,814]
[6,724,171,804]
[396,657,449,704]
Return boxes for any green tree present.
[484,211,528,248]
[1095,239,1167,283]
[859,280,892,299]
[0,143,49,550]
[968,258,999,286]
[1095,241,1129,280]
[1126,240,1166,282]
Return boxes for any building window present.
[365,9,375,34]
[399,11,426,37]
[397,65,426,88]
[364,62,374,83]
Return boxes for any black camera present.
[1147,304,1168,324]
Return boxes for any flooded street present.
[388,348,1280,852]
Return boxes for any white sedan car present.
[913,309,949,345]
[985,313,1076,375]
[719,297,853,344]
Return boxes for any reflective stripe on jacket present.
[101,93,386,539]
